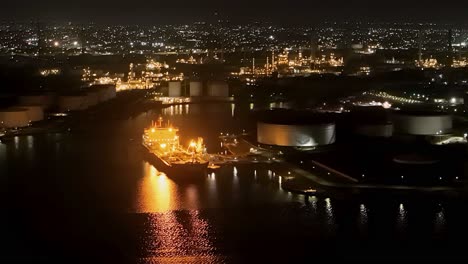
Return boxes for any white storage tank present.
[18,105,44,122]
[392,111,452,135]
[258,122,336,146]
[207,81,229,97]
[189,81,203,97]
[257,110,336,147]
[0,108,30,128]
[168,81,182,97]
[58,95,89,112]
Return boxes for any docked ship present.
[142,117,209,177]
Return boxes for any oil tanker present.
[142,117,208,177]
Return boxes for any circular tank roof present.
[2,107,28,112]
[347,106,392,125]
[394,109,450,117]
[256,109,335,125]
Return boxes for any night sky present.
[3,0,468,24]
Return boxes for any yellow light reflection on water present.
[185,185,200,209]
[231,103,235,117]
[434,206,446,233]
[324,197,335,229]
[146,207,218,260]
[27,135,33,149]
[14,136,19,150]
[310,195,318,212]
[397,203,408,231]
[232,166,239,186]
[147,210,187,255]
[359,204,368,228]
[136,162,174,213]
[139,164,218,259]
[0,142,6,161]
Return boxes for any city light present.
[3,10,468,261]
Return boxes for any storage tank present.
[189,81,203,97]
[256,110,336,147]
[207,81,229,97]
[168,81,182,97]
[354,123,393,138]
[18,105,44,122]
[106,85,117,100]
[0,108,30,128]
[93,87,107,102]
[89,84,116,102]
[19,94,54,109]
[58,95,89,112]
[348,106,393,138]
[86,91,100,106]
[258,123,336,146]
[392,111,452,135]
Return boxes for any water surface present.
[2,102,468,262]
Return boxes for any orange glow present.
[189,141,197,148]
[160,143,167,149]
[136,162,174,212]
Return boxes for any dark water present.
[2,102,468,262]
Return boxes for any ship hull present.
[142,144,208,180]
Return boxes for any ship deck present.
[143,143,208,166]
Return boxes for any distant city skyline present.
[3,1,468,24]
